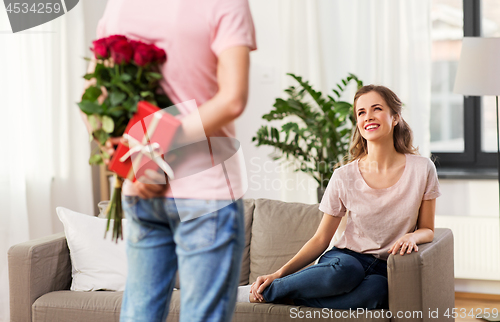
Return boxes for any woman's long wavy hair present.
[347,85,419,163]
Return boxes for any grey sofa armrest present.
[8,232,72,322]
[387,228,455,322]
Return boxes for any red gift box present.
[108,101,181,182]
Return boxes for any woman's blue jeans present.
[261,247,389,309]
[119,197,245,322]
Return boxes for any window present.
[430,0,498,170]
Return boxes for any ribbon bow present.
[119,112,175,180]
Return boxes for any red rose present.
[133,43,156,67]
[105,35,128,47]
[110,40,133,64]
[92,38,109,59]
[152,45,167,64]
[129,40,143,51]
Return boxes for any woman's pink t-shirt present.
[319,154,441,260]
[96,0,257,199]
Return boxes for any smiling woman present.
[249,85,440,310]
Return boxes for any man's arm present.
[135,45,251,198]
[179,46,250,141]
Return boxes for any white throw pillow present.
[56,207,128,291]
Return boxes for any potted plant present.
[252,73,363,202]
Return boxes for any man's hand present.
[134,169,169,199]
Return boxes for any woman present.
[248,85,441,309]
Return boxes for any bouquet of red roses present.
[79,35,173,241]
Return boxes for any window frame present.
[432,0,497,172]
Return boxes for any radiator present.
[435,216,500,280]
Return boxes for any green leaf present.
[83,73,94,80]
[102,115,115,133]
[116,82,134,97]
[78,101,101,115]
[88,114,100,131]
[89,154,103,165]
[107,106,125,118]
[82,86,102,102]
[93,129,108,146]
[101,150,110,160]
[140,91,153,98]
[146,72,162,80]
[121,73,132,82]
[110,92,126,106]
[335,101,352,116]
[93,63,107,80]
[271,127,280,141]
[282,122,299,133]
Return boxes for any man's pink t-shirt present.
[96,0,257,199]
[319,154,441,260]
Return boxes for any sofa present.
[9,198,455,322]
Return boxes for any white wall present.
[240,0,327,204]
[437,179,499,218]
[436,179,500,294]
[82,0,107,56]
[235,0,285,202]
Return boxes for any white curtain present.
[0,4,93,321]
[279,0,432,204]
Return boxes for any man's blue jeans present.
[261,247,388,309]
[119,197,245,322]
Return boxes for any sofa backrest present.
[239,199,255,285]
[246,199,323,283]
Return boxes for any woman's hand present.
[250,272,279,302]
[388,233,419,255]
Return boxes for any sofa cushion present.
[240,199,255,285]
[32,290,182,322]
[233,303,390,322]
[32,290,123,322]
[32,290,389,322]
[249,199,323,283]
[56,207,128,292]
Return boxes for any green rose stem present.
[136,67,143,84]
[105,174,124,242]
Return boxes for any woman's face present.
[355,91,397,142]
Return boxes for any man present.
[82,1,256,321]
